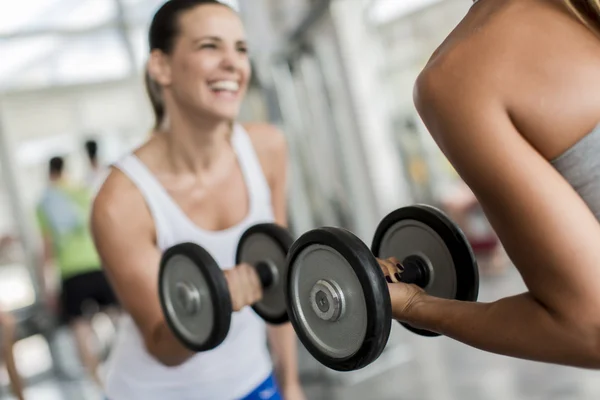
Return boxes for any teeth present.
[210,80,239,92]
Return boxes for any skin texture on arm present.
[91,170,195,367]
[246,123,303,394]
[0,312,25,400]
[35,210,52,284]
[399,54,600,368]
[35,208,59,311]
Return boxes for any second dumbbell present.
[158,223,292,352]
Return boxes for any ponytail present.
[144,68,165,131]
[565,0,600,34]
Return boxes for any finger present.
[225,268,242,311]
[246,264,263,302]
[223,268,234,286]
[386,256,404,271]
[237,266,251,309]
[238,263,260,306]
[387,257,405,283]
[383,258,406,283]
[377,259,397,282]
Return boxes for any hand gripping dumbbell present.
[158,223,292,351]
[284,205,479,372]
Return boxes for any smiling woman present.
[147,0,250,121]
[91,1,304,400]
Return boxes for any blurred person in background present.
[0,310,25,400]
[84,140,109,195]
[0,236,26,400]
[36,156,118,389]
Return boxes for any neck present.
[158,105,234,175]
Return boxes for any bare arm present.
[402,70,600,368]
[91,171,194,367]
[247,123,302,389]
[0,312,25,400]
[37,235,53,290]
[35,209,55,294]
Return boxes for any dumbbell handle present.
[397,255,430,288]
[254,261,276,289]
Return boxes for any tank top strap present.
[112,154,174,247]
[231,124,272,208]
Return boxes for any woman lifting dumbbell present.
[91,1,305,399]
[403,0,600,370]
[285,0,600,372]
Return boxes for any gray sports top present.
[470,0,599,219]
[551,124,600,220]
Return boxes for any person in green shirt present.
[37,156,118,389]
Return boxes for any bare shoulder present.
[242,122,288,183]
[416,0,600,92]
[243,122,287,157]
[94,167,140,212]
[92,167,153,237]
[414,0,600,155]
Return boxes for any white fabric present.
[85,167,110,196]
[105,124,275,400]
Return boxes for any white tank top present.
[105,125,274,400]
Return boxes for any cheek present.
[178,54,218,82]
[240,61,252,86]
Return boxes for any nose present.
[220,47,242,72]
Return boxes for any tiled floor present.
[2,267,599,400]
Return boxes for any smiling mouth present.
[209,80,240,95]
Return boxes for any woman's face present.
[159,5,250,121]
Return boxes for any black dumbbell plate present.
[372,204,479,337]
[159,243,232,351]
[285,227,391,371]
[236,223,293,325]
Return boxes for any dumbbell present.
[284,204,479,372]
[158,223,292,352]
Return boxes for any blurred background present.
[0,0,598,399]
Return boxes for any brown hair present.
[565,0,600,34]
[149,0,230,55]
[145,1,234,131]
[144,68,164,131]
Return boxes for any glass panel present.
[0,0,64,35]
[0,30,131,90]
[51,29,130,85]
[0,0,117,35]
[122,0,166,25]
[369,0,443,25]
[128,26,149,70]
[0,35,62,84]
[122,0,240,26]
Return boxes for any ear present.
[148,50,172,87]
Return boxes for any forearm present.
[267,323,301,387]
[402,292,600,369]
[37,261,52,295]
[1,320,25,400]
[148,321,195,367]
[38,236,53,292]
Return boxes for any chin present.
[207,107,240,122]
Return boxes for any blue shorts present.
[241,373,282,400]
[104,374,281,400]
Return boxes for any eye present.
[237,45,248,54]
[199,43,217,50]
